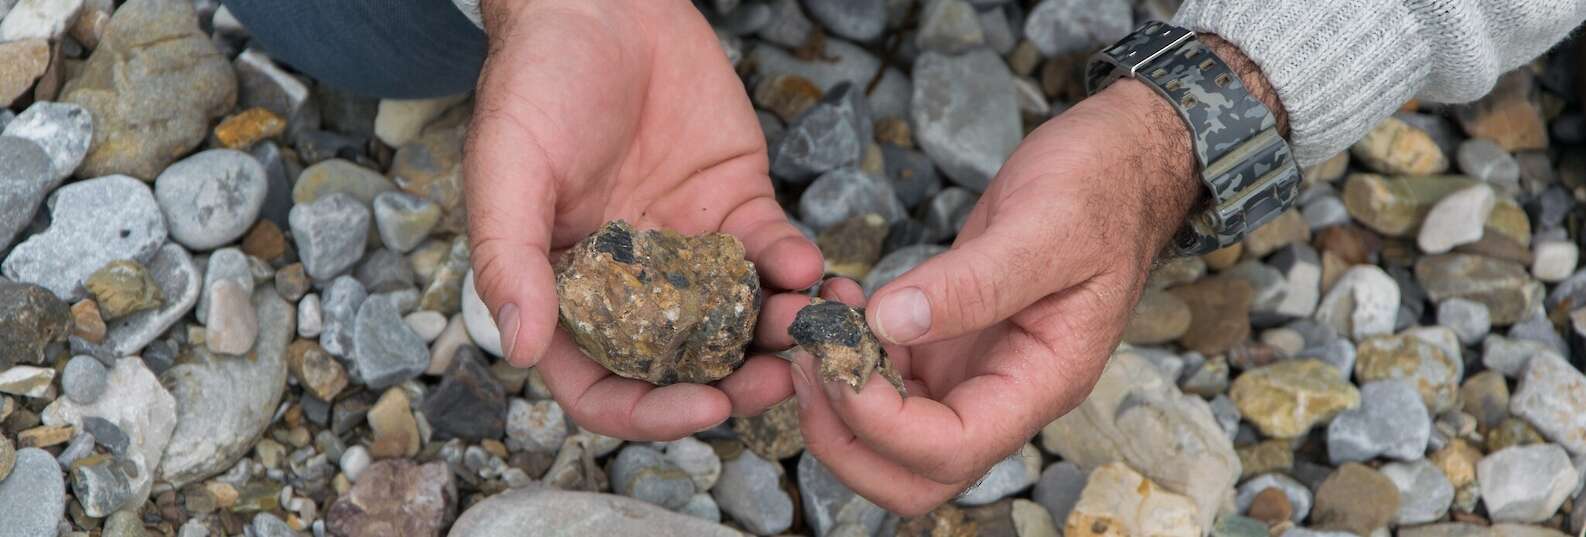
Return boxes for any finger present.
[819,277,867,305]
[537,330,731,441]
[754,292,816,350]
[720,195,824,291]
[716,354,794,417]
[790,351,967,516]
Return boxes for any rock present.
[506,398,567,455]
[0,281,70,368]
[1438,298,1491,345]
[3,101,93,182]
[1418,185,1496,254]
[326,459,453,537]
[1123,288,1192,345]
[1011,499,1058,537]
[372,191,440,254]
[373,94,467,147]
[71,299,106,344]
[292,159,396,207]
[0,436,11,482]
[0,39,48,106]
[154,149,268,250]
[1169,277,1253,356]
[70,454,134,517]
[0,366,52,398]
[1352,333,1461,413]
[1461,370,1510,432]
[320,276,366,358]
[1511,352,1586,456]
[1532,240,1577,282]
[1032,462,1087,531]
[299,294,324,338]
[1456,70,1548,152]
[252,513,298,537]
[680,493,722,523]
[0,448,65,537]
[3,175,166,302]
[390,126,468,235]
[462,269,501,356]
[0,137,52,251]
[798,451,889,536]
[881,145,941,208]
[1477,444,1577,522]
[1457,138,1521,185]
[770,82,869,183]
[1311,463,1401,536]
[1313,265,1400,341]
[958,444,1041,506]
[790,300,907,394]
[754,74,823,123]
[367,387,420,458]
[62,0,236,179]
[1245,210,1311,258]
[427,315,470,374]
[290,193,371,281]
[659,437,721,492]
[924,186,978,242]
[1352,117,1449,176]
[800,0,884,41]
[1236,473,1311,523]
[449,486,738,537]
[911,49,1020,191]
[42,357,177,509]
[1483,335,1553,378]
[1023,0,1132,57]
[555,221,759,384]
[817,213,889,279]
[863,244,944,294]
[799,168,908,231]
[915,0,984,53]
[1326,379,1430,463]
[159,287,290,486]
[197,247,250,323]
[205,280,257,355]
[1380,459,1454,524]
[610,445,695,510]
[62,354,108,404]
[286,340,346,402]
[1230,359,1360,438]
[1488,417,1545,452]
[1064,462,1200,537]
[350,293,429,389]
[1342,173,1478,237]
[1417,253,1540,325]
[404,310,446,342]
[732,398,805,461]
[422,348,506,441]
[0,0,81,40]
[714,448,793,535]
[420,235,470,314]
[1401,524,1570,537]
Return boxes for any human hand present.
[464,0,822,441]
[768,35,1286,515]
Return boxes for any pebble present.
[1311,463,1402,536]
[1032,462,1087,532]
[372,191,440,254]
[1236,473,1311,523]
[957,444,1041,506]
[1437,298,1491,345]
[660,437,721,492]
[326,459,453,537]
[862,244,944,294]
[1415,253,1541,325]
[1511,352,1586,455]
[1354,332,1462,413]
[924,186,978,243]
[62,355,108,404]
[714,448,793,535]
[0,448,66,537]
[1303,195,1352,230]
[252,513,298,537]
[1418,185,1495,254]
[0,365,54,398]
[292,158,396,207]
[1532,240,1577,282]
[404,310,447,342]
[1457,138,1521,185]
[881,145,941,208]
[0,435,10,481]
[681,493,722,523]
[799,0,884,41]
[1023,0,1132,57]
[422,347,505,441]
[155,149,269,250]
[1352,117,1450,176]
[911,49,1020,191]
[1230,359,1361,438]
[771,82,869,183]
[1064,462,1201,537]
[290,192,371,281]
[799,451,890,537]
[1314,265,1399,341]
[205,279,258,355]
[42,357,177,507]
[1170,277,1254,356]
[506,398,567,455]
[1327,380,1430,463]
[71,455,135,517]
[1380,459,1453,525]
[450,486,738,537]
[297,293,323,338]
[798,168,907,231]
[320,276,367,358]
[0,281,71,371]
[0,136,52,252]
[610,445,696,510]
[351,293,430,390]
[1123,288,1192,345]
[0,0,82,40]
[916,0,984,54]
[2,102,92,183]
[340,445,372,482]
[373,94,467,147]
[0,38,48,106]
[367,387,420,458]
[3,175,167,302]
[1478,444,1577,522]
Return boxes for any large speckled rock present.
[910,49,1020,192]
[789,300,907,395]
[555,221,759,385]
[1511,352,1586,456]
[1231,359,1361,438]
[42,357,177,511]
[1354,333,1462,413]
[2,175,167,302]
[0,281,71,368]
[61,0,237,180]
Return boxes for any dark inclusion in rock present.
[0,281,72,368]
[555,220,761,385]
[788,300,906,395]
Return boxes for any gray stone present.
[749,37,879,92]
[3,175,167,302]
[42,357,176,511]
[863,244,945,295]
[372,191,440,254]
[87,243,201,357]
[867,67,912,121]
[506,398,567,454]
[1456,138,1520,186]
[235,48,310,125]
[1477,444,1577,522]
[71,456,134,517]
[680,493,721,523]
[660,437,721,492]
[800,0,884,41]
[1483,335,1554,378]
[448,486,740,537]
[1303,195,1352,230]
[0,136,53,252]
[1380,459,1453,525]
[351,293,429,389]
[911,49,1020,191]
[252,513,301,537]
[1269,244,1322,318]
[799,451,889,537]
[81,416,129,458]
[1511,352,1586,456]
[289,192,370,281]
[54,432,95,469]
[925,187,978,242]
[320,276,367,358]
[0,448,65,537]
[62,354,108,404]
[798,168,907,230]
[249,142,293,229]
[298,293,323,338]
[1032,462,1087,530]
[1437,298,1491,345]
[1313,265,1400,341]
[2,101,92,182]
[957,443,1040,506]
[462,269,502,356]
[881,145,941,208]
[1327,379,1430,464]
[977,5,1016,54]
[916,0,984,53]
[356,248,416,293]
[1023,0,1132,57]
[755,0,815,48]
[1236,473,1311,523]
[1226,261,1290,316]
[771,82,870,183]
[714,449,794,535]
[610,445,696,510]
[1209,394,1241,440]
[206,279,257,355]
[154,149,268,250]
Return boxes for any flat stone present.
[320,276,366,358]
[0,136,52,252]
[1123,288,1192,345]
[1236,473,1311,523]
[1169,277,1253,356]
[1326,379,1430,463]
[1342,173,1479,237]
[911,49,1020,191]
[1352,117,1449,176]
[0,281,70,368]
[1230,359,1360,438]
[1511,352,1586,455]
[1023,0,1132,57]
[3,101,92,183]
[3,175,166,302]
[1418,185,1496,254]
[422,347,506,441]
[373,94,467,148]
[958,444,1041,506]
[0,366,52,398]
[1311,463,1401,536]
[0,448,65,537]
[770,81,869,183]
[1064,462,1200,537]
[1532,240,1577,282]
[1477,444,1577,522]
[556,221,759,385]
[610,445,695,510]
[367,387,419,458]
[449,486,739,537]
[292,158,396,207]
[1416,253,1540,325]
[799,168,908,231]
[372,191,440,254]
[326,459,453,537]
[1380,459,1454,524]
[154,149,268,250]
[350,293,429,389]
[42,357,177,509]
[714,448,793,535]
[62,354,108,404]
[290,192,371,281]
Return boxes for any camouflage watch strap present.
[1086,22,1302,257]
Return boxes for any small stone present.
[1327,379,1431,463]
[298,293,323,338]
[1123,288,1192,345]
[205,280,257,355]
[1313,265,1400,341]
[422,347,506,441]
[1352,117,1449,176]
[1477,444,1577,522]
[911,49,1020,191]
[1532,240,1577,282]
[3,101,93,182]
[1311,463,1402,536]
[1064,462,1200,537]
[915,0,984,53]
[449,486,737,537]
[325,459,453,537]
[370,191,441,254]
[340,445,372,482]
[292,159,396,207]
[154,149,268,250]
[286,340,347,401]
[0,39,48,105]
[797,451,890,536]
[213,107,285,149]
[1438,298,1491,345]
[1023,0,1132,57]
[62,355,108,404]
[83,259,166,321]
[1230,359,1360,438]
[1460,370,1510,432]
[506,398,567,454]
[427,315,470,374]
[289,193,371,281]
[863,244,944,294]
[555,221,759,384]
[817,213,889,279]
[351,293,429,389]
[1511,352,1586,455]
[71,454,134,517]
[898,504,978,537]
[367,388,420,458]
[1416,253,1540,325]
[924,186,978,242]
[1169,277,1253,356]
[1238,440,1294,479]
[0,281,71,368]
[0,137,53,253]
[0,436,11,482]
[958,444,1040,506]
[610,445,696,510]
[1456,70,1548,152]
[419,235,470,314]
[770,81,869,183]
[3,175,167,302]
[732,398,804,461]
[319,276,367,359]
[799,168,908,231]
[1245,209,1311,258]
[1032,462,1087,531]
[0,448,66,537]
[1418,185,1496,254]
[70,300,106,344]
[660,437,721,492]
[403,310,447,342]
[0,365,53,398]
[1237,473,1310,524]
[713,448,794,535]
[252,513,298,537]
[241,220,287,262]
[1354,332,1462,413]
[373,94,468,148]
[754,74,823,123]
[789,300,907,394]
[1342,173,1478,237]
[1011,499,1059,537]
[18,425,73,447]
[1488,417,1545,452]
[1457,138,1521,185]
[1380,459,1454,524]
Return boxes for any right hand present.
[464,0,823,441]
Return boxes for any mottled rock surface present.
[789,300,906,395]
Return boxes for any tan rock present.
[1201,243,1243,271]
[0,39,49,106]
[18,424,74,448]
[1168,278,1252,356]
[1355,333,1462,413]
[1237,440,1294,480]
[84,259,163,320]
[1230,359,1360,438]
[1243,209,1310,258]
[240,220,288,262]
[1415,253,1541,325]
[375,94,468,147]
[391,125,468,234]
[1343,173,1479,237]
[1351,117,1449,176]
[286,340,348,402]
[1305,152,1351,184]
[1456,70,1549,152]
[1430,439,1482,488]
[817,214,889,280]
[1459,370,1510,433]
[70,299,106,344]
[1312,463,1402,536]
[1122,288,1191,345]
[1064,462,1201,537]
[213,107,285,149]
[731,399,804,461]
[368,387,420,458]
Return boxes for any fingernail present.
[822,379,848,401]
[697,417,729,434]
[497,303,521,360]
[789,362,811,410]
[874,287,931,343]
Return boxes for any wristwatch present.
[1086,22,1302,257]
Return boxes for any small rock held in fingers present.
[788,299,906,396]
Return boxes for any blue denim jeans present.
[222,0,487,98]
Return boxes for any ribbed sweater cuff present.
[1174,0,1433,167]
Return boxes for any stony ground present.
[0,0,1584,536]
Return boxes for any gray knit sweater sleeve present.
[1175,0,1586,166]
